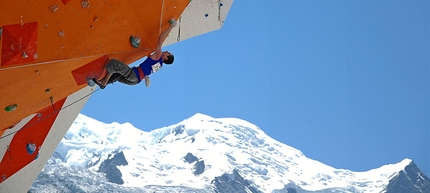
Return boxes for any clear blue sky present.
[82,0,430,176]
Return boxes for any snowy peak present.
[182,113,263,131]
[31,113,430,193]
[185,113,215,122]
[151,113,274,149]
[172,113,277,148]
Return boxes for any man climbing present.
[93,19,177,89]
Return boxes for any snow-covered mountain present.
[30,113,430,193]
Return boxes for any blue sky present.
[82,1,430,176]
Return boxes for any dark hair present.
[163,54,174,65]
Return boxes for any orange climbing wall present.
[0,0,190,187]
[0,0,237,190]
[0,0,190,135]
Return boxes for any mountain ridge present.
[30,113,429,193]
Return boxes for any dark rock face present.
[183,153,205,175]
[384,161,430,193]
[173,125,185,136]
[98,151,128,185]
[194,160,205,175]
[212,169,261,193]
[184,152,198,164]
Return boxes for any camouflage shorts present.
[105,59,139,85]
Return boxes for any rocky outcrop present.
[212,170,261,193]
[98,151,128,185]
[384,161,430,193]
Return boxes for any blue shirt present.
[133,57,163,82]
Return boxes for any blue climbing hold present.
[86,78,96,87]
[205,14,209,17]
[26,143,36,154]
[34,152,39,160]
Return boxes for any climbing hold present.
[169,19,177,25]
[34,152,39,160]
[45,88,51,92]
[22,51,28,58]
[205,14,209,17]
[130,36,140,48]
[26,143,36,154]
[220,3,224,6]
[81,0,90,8]
[2,175,6,181]
[5,104,17,112]
[58,31,64,37]
[86,78,96,87]
[48,5,58,13]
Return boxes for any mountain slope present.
[383,161,430,193]
[30,113,430,193]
